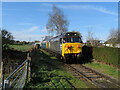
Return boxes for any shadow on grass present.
[25,49,65,88]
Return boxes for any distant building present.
[104,38,117,44]
[103,38,120,48]
[86,40,101,46]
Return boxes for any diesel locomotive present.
[41,32,83,63]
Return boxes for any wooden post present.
[0,62,4,89]
[4,80,9,89]
[0,61,3,78]
[27,53,31,82]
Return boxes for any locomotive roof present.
[43,36,53,41]
[45,32,80,41]
[49,34,65,41]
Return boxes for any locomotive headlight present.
[77,45,80,48]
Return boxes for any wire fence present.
[0,53,31,90]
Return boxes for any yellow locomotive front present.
[62,43,82,56]
[61,32,82,63]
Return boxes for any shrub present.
[93,47,119,67]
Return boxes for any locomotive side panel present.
[49,39,60,54]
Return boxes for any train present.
[41,32,83,63]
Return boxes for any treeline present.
[1,29,39,50]
[11,40,34,45]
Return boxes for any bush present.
[93,47,119,67]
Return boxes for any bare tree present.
[108,28,117,39]
[86,31,94,42]
[108,28,119,43]
[46,5,69,35]
[86,31,100,46]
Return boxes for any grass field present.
[24,49,87,88]
[9,45,32,51]
[84,62,119,80]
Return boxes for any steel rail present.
[42,48,120,88]
[82,65,120,87]
[70,64,120,88]
[65,64,99,88]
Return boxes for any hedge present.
[93,47,119,67]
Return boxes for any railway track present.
[65,64,120,88]
[41,48,120,88]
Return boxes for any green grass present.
[24,49,87,88]
[84,62,119,79]
[9,45,32,51]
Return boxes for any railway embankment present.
[24,48,87,88]
[83,46,119,81]
[84,61,119,80]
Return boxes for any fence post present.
[2,62,4,90]
[0,61,3,90]
[27,53,31,82]
[4,80,9,89]
[0,61,3,79]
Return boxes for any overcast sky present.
[2,2,118,42]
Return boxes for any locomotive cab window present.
[72,37,81,43]
[63,38,71,43]
[63,37,82,43]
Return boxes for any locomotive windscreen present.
[63,37,82,43]
[63,32,82,43]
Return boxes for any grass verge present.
[84,61,119,80]
[24,49,87,88]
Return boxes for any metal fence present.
[0,53,31,90]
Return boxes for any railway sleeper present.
[94,80,119,88]
[92,77,106,80]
